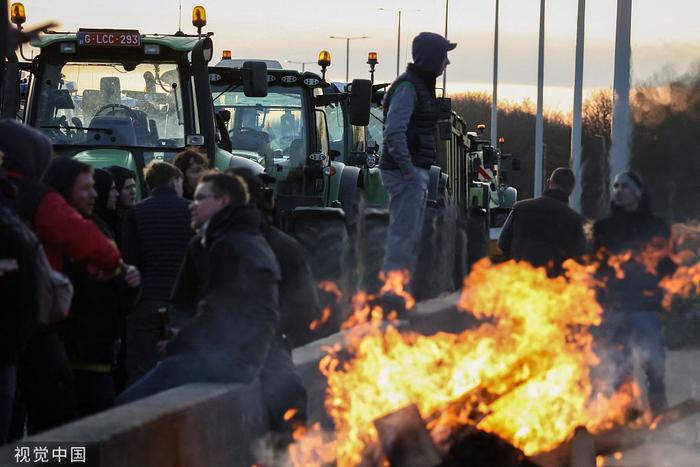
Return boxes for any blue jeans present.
[595,311,667,415]
[116,351,259,405]
[381,167,430,278]
[0,365,16,444]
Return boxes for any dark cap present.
[412,32,457,76]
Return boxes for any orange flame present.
[340,270,413,330]
[283,408,299,422]
[319,281,342,302]
[379,269,416,310]
[290,259,643,466]
[309,307,332,331]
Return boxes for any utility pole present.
[329,35,370,83]
[379,8,420,77]
[570,0,586,212]
[534,0,546,197]
[442,0,449,96]
[491,0,499,147]
[610,0,633,178]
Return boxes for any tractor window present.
[367,106,384,154]
[34,62,185,148]
[324,101,345,159]
[213,86,307,167]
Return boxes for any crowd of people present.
[0,29,677,449]
[0,122,317,444]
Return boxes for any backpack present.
[34,237,73,324]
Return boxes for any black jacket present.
[498,189,586,272]
[0,203,41,366]
[167,204,281,368]
[60,216,136,366]
[171,222,321,349]
[122,186,193,301]
[593,203,676,312]
[380,64,439,170]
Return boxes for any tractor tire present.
[288,210,350,335]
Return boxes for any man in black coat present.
[0,169,40,443]
[121,161,192,384]
[117,172,281,404]
[592,171,675,416]
[498,167,585,273]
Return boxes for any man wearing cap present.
[593,171,675,416]
[380,32,456,300]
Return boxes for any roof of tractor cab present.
[31,31,204,52]
[210,65,326,90]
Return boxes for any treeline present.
[450,61,700,222]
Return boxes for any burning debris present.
[284,246,700,467]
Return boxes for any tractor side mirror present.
[242,61,268,98]
[347,78,372,126]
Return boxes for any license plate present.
[77,30,140,47]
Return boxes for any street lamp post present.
[379,8,421,77]
[286,60,315,73]
[534,0,546,197]
[492,0,499,147]
[442,0,449,96]
[329,35,370,83]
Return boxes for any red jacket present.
[34,191,121,272]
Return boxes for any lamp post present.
[329,35,370,83]
[570,0,586,212]
[379,7,421,77]
[286,60,315,73]
[442,0,449,96]
[610,0,633,178]
[491,0,499,147]
[534,0,546,197]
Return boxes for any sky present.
[20,0,700,112]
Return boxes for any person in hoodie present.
[92,169,120,236]
[498,167,586,274]
[105,165,137,245]
[43,158,141,417]
[380,32,456,299]
[592,171,676,416]
[117,171,280,404]
[0,120,122,435]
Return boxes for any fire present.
[319,280,343,301]
[340,270,412,330]
[290,259,642,465]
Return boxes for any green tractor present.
[209,51,373,329]
[463,125,519,258]
[1,5,267,198]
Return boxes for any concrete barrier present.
[0,382,267,467]
[0,294,466,466]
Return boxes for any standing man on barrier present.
[380,32,456,302]
[498,167,586,274]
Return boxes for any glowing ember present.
[309,307,332,331]
[290,259,643,466]
[283,408,299,422]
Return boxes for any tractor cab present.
[9,5,263,197]
[210,53,371,219]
